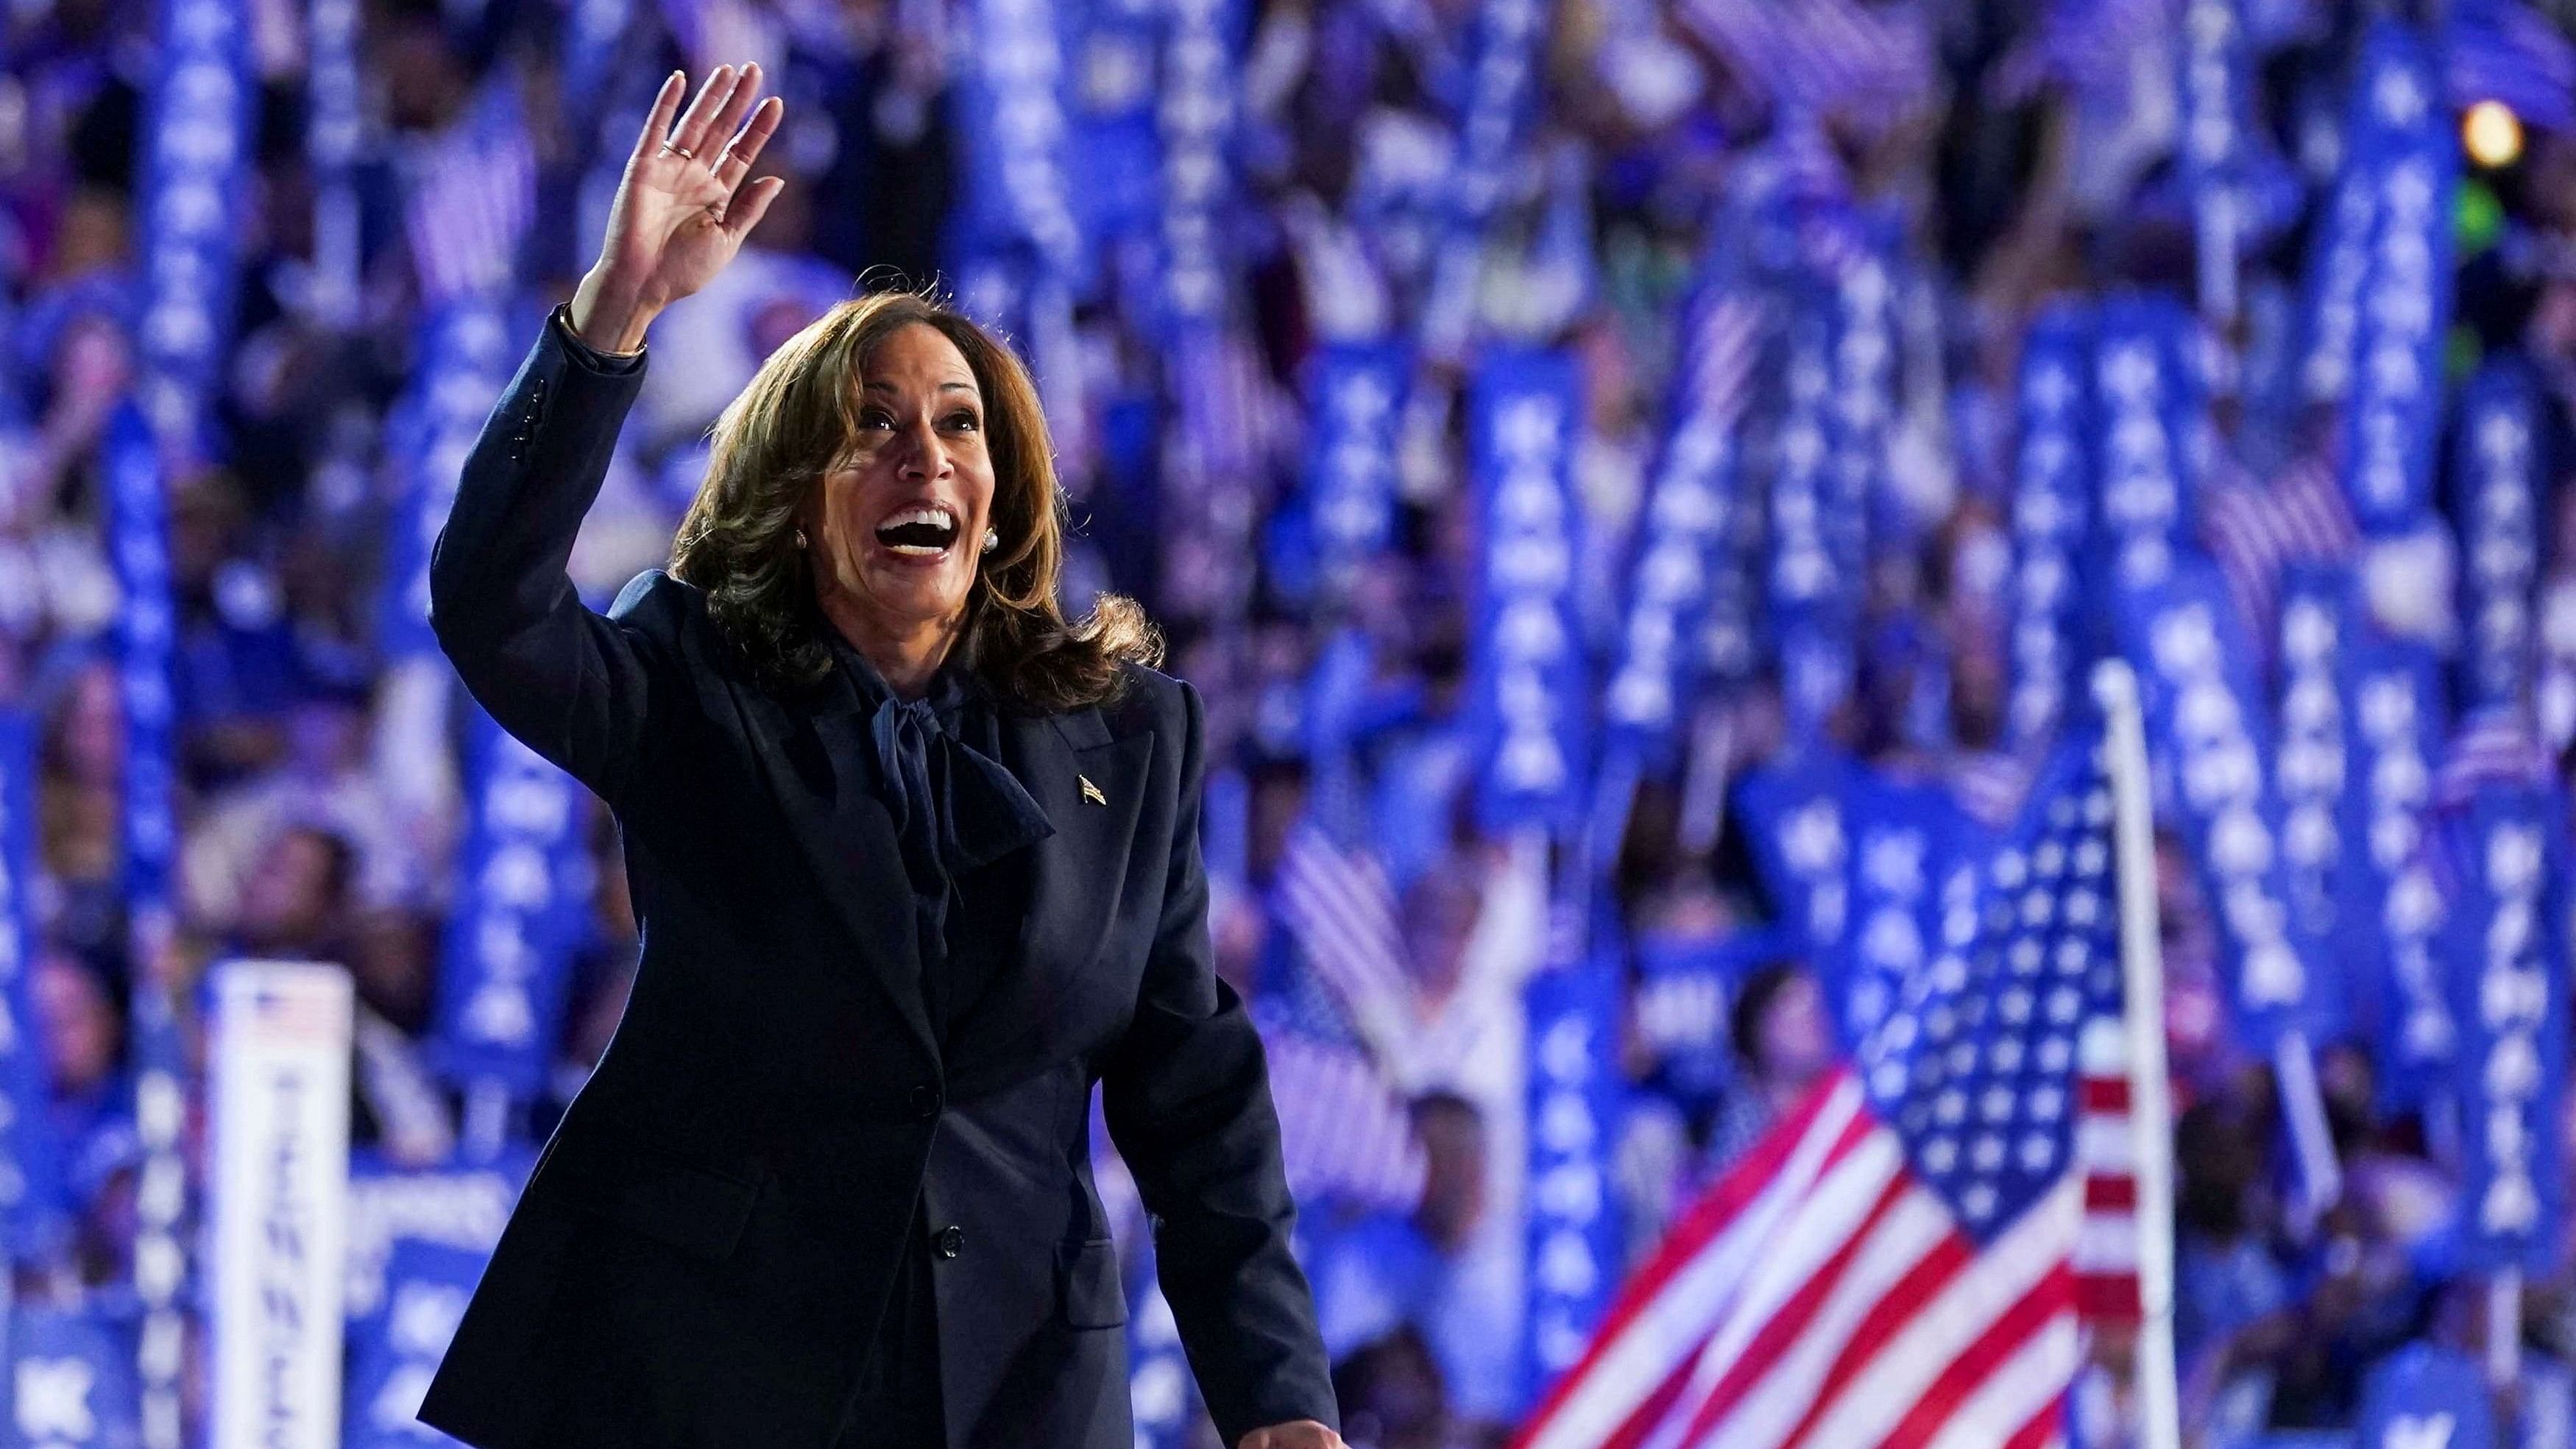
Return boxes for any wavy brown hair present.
[668,288,1160,713]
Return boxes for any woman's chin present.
[851,554,971,625]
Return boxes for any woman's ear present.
[790,488,820,556]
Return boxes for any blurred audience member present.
[1701,960,1835,1180]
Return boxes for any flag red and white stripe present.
[1678,0,1936,122]
[1262,1031,1428,1215]
[2434,708,2561,806]
[1274,822,1418,1048]
[2199,452,2361,664]
[2073,1018,2141,1325]
[403,115,535,306]
[1514,1072,2081,1449]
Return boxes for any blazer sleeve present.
[427,302,673,811]
[1100,677,1340,1446]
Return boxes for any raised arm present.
[427,65,785,807]
[1100,676,1344,1449]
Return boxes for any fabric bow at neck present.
[833,640,1055,893]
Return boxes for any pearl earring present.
[794,527,808,550]
[981,528,999,554]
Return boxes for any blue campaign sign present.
[343,1150,531,1333]
[433,705,592,1101]
[2293,159,2379,414]
[1820,221,1900,578]
[1766,299,1857,734]
[132,0,255,464]
[1630,925,1798,1114]
[2346,634,2455,1112]
[1416,0,1550,360]
[0,716,68,1265]
[1301,344,1409,600]
[1153,0,1243,335]
[2175,0,2257,196]
[1734,747,1859,955]
[1062,0,1164,249]
[2275,567,2367,977]
[2435,770,2569,1275]
[102,401,191,1439]
[1836,769,1977,1052]
[1602,275,1758,770]
[2006,304,2096,750]
[2452,356,2545,717]
[2090,292,2203,592]
[2115,557,2330,1049]
[3,1305,144,1449]
[1521,940,1627,1402]
[955,0,1086,288]
[378,297,525,663]
[428,711,591,1100]
[343,1238,490,1448]
[2357,1342,2496,1449]
[1466,349,1590,834]
[2337,21,2455,536]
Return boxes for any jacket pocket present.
[534,1121,764,1264]
[1058,1238,1128,1328]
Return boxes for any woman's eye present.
[859,409,894,431]
[946,411,981,433]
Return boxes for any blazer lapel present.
[960,706,1153,1041]
[724,673,940,1063]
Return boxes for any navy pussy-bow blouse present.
[823,631,1055,974]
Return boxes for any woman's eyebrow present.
[860,380,980,394]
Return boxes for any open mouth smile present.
[873,505,959,558]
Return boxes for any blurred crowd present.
[11,0,2576,1445]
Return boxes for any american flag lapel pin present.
[1079,774,1107,806]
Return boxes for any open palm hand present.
[586,64,786,327]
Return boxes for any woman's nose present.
[896,416,951,478]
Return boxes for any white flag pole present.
[2095,660,2182,1449]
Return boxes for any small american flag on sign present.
[1273,821,1418,1060]
[240,972,350,1047]
[403,98,536,307]
[2199,450,2362,677]
[1678,0,1937,125]
[1514,721,2128,1449]
[1253,938,1426,1216]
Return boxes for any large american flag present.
[1515,723,2129,1449]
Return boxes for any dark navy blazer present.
[414,308,1337,1449]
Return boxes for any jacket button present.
[935,1225,963,1259]
[908,1084,941,1119]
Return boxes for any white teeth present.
[874,505,958,556]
